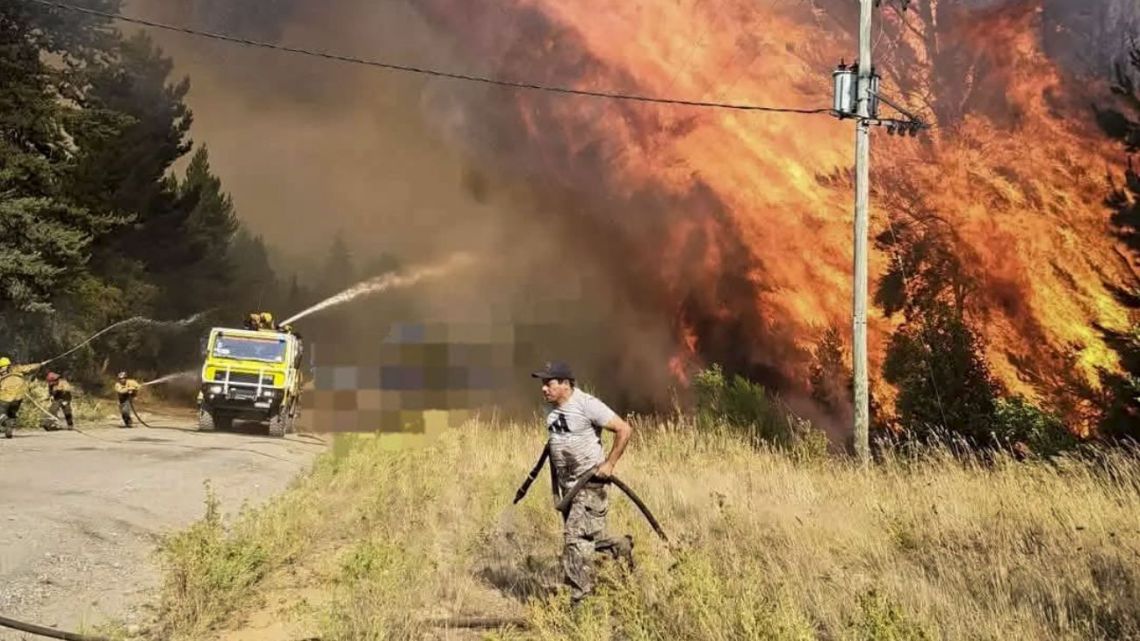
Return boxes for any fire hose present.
[0,614,109,641]
[514,443,669,542]
[128,398,152,428]
[24,391,153,432]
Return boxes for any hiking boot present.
[614,535,635,570]
[595,535,635,571]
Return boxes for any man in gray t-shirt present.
[531,360,634,604]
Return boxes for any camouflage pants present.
[562,483,633,601]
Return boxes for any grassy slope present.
[145,416,1140,641]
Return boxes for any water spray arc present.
[279,252,477,326]
[39,310,214,367]
[139,370,197,387]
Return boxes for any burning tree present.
[203,0,1138,437]
[1092,40,1140,440]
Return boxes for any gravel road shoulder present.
[0,408,326,639]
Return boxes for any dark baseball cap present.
[530,361,574,380]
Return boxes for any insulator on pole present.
[867,69,881,120]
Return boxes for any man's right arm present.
[585,397,633,479]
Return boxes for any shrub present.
[692,364,828,458]
[991,395,1080,458]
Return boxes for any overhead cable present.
[26,0,833,115]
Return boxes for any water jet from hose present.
[40,310,214,366]
[279,252,476,326]
[140,370,197,387]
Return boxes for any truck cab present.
[196,325,302,436]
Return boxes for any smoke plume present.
[118,0,1139,430]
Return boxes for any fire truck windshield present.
[212,335,287,363]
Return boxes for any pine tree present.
[874,219,1000,440]
[318,231,356,296]
[76,31,194,278]
[809,326,852,417]
[225,227,280,314]
[0,0,127,316]
[0,0,288,382]
[1092,42,1140,440]
[882,300,1000,444]
[164,145,240,316]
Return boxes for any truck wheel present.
[285,400,299,434]
[197,409,215,431]
[268,412,286,438]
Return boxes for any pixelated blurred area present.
[300,320,550,433]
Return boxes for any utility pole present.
[851,0,874,463]
[834,1,923,462]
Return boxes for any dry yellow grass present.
[148,414,1140,641]
[12,379,116,429]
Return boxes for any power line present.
[24,0,833,115]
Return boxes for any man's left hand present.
[595,461,615,480]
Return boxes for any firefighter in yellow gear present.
[114,371,141,428]
[0,356,43,439]
[44,372,75,430]
[243,311,276,331]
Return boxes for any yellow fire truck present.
[196,319,303,437]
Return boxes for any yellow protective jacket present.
[0,363,42,403]
[114,379,141,396]
[49,379,73,398]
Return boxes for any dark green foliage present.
[162,146,240,317]
[809,325,851,415]
[692,363,829,459]
[0,197,92,313]
[0,0,127,317]
[0,3,282,386]
[1096,324,1140,442]
[882,300,999,444]
[874,216,1002,444]
[874,202,1077,454]
[1092,41,1140,440]
[990,395,1080,457]
[317,231,356,298]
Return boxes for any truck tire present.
[197,409,215,431]
[285,400,299,434]
[199,409,233,432]
[268,412,286,438]
[216,413,233,431]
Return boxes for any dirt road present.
[0,409,326,639]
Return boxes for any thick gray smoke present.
[117,0,1137,420]
[121,0,689,414]
[1042,0,1139,75]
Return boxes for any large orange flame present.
[417,0,1136,432]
